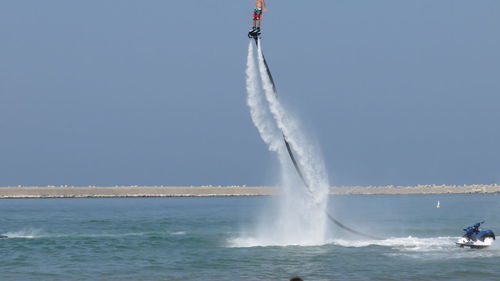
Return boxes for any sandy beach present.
[0,184,499,199]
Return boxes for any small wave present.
[228,236,460,249]
[330,236,457,249]
[3,229,44,239]
[65,231,180,239]
[80,232,150,238]
[1,230,185,239]
[227,236,330,248]
[332,236,500,259]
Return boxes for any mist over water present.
[233,41,330,246]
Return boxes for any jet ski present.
[0,235,8,238]
[456,221,495,249]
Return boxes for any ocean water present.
[1,194,500,281]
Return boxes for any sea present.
[1,194,500,281]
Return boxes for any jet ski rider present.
[473,222,481,233]
[464,222,482,240]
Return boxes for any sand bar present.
[0,185,499,199]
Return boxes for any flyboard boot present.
[247,27,261,39]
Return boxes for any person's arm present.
[263,0,268,12]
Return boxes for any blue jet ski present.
[456,221,495,249]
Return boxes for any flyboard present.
[249,33,381,240]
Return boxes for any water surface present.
[1,194,499,280]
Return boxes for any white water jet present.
[245,42,283,153]
[232,42,330,247]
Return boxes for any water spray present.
[249,38,382,241]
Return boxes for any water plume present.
[232,41,330,247]
[245,42,283,154]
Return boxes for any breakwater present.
[0,184,499,199]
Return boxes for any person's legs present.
[252,9,259,29]
[256,9,262,30]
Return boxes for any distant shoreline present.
[0,185,499,199]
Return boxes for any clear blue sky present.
[1,1,499,186]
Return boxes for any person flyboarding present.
[245,2,383,240]
[248,0,267,38]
